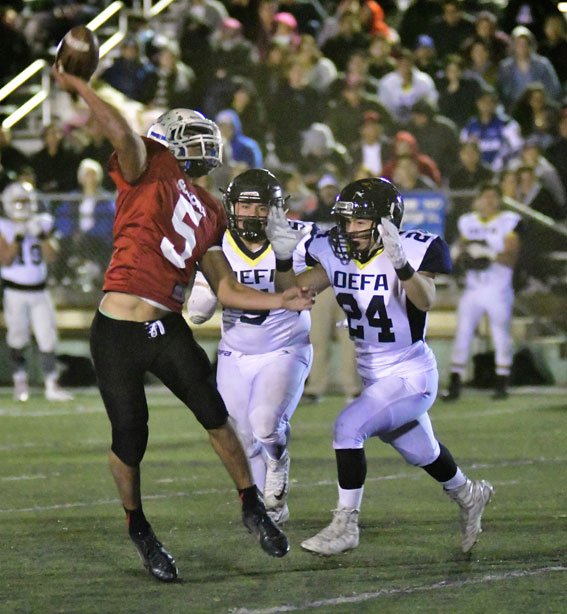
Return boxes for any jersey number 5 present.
[160,192,203,268]
[336,293,395,342]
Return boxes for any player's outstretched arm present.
[200,249,314,312]
[51,64,146,184]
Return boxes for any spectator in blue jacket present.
[54,158,114,284]
[215,109,264,169]
[497,26,562,111]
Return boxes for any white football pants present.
[333,368,441,467]
[216,343,313,490]
[450,286,514,376]
[4,288,58,352]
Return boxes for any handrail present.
[502,196,567,238]
[144,0,176,18]
[1,1,126,131]
[0,59,47,103]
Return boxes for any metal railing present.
[0,0,176,132]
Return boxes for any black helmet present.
[330,177,404,263]
[223,168,285,241]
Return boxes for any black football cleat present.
[243,501,290,558]
[130,528,178,582]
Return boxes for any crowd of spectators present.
[1,0,567,291]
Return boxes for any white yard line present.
[228,566,567,614]
[0,458,564,514]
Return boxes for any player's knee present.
[396,443,439,467]
[334,418,365,449]
[250,410,279,443]
[111,427,148,466]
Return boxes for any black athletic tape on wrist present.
[275,258,293,272]
[395,261,415,281]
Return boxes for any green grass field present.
[1,386,566,614]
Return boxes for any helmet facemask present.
[223,169,285,242]
[330,177,404,263]
[331,201,381,263]
[2,181,38,221]
[146,109,223,177]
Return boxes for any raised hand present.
[266,208,308,260]
[378,217,407,269]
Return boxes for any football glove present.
[26,213,54,238]
[378,217,407,269]
[465,241,495,261]
[187,277,218,325]
[266,207,308,260]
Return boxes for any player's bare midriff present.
[99,291,171,322]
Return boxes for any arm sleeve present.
[418,236,452,274]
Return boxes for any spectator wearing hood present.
[215,109,263,169]
[381,130,441,186]
[359,1,392,40]
[298,122,351,189]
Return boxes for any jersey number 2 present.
[336,293,395,342]
[160,193,202,268]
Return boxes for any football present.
[55,26,99,81]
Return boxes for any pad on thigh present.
[333,370,437,449]
[387,413,440,467]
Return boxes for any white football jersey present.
[0,218,48,286]
[218,222,313,354]
[458,210,522,291]
[306,228,451,379]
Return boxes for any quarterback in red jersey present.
[52,66,313,582]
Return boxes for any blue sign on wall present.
[399,191,448,238]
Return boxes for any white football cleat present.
[446,478,494,553]
[267,502,290,525]
[13,372,29,403]
[264,452,290,509]
[45,381,74,402]
[301,508,359,556]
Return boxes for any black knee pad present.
[336,448,367,490]
[111,426,149,467]
[9,347,27,371]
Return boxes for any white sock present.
[442,468,467,491]
[338,485,364,510]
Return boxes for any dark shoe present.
[243,499,290,558]
[441,373,461,402]
[492,375,509,400]
[130,528,178,582]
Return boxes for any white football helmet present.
[2,181,38,221]
[146,108,223,177]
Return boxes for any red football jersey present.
[104,137,227,313]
